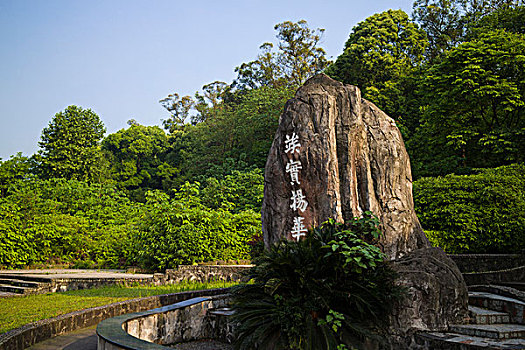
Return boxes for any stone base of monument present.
[385,247,469,348]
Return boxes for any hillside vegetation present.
[1,1,524,270]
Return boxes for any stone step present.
[469,291,525,324]
[0,283,30,294]
[0,291,19,297]
[469,305,510,324]
[417,331,525,349]
[498,282,525,291]
[450,324,525,339]
[0,278,43,288]
[0,274,53,283]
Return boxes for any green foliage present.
[0,153,33,197]
[36,105,108,182]
[412,0,464,60]
[327,10,428,120]
[201,169,264,213]
[413,29,525,176]
[413,164,525,253]
[467,4,525,36]
[175,85,294,179]
[102,124,176,199]
[0,178,141,268]
[159,93,195,132]
[134,185,261,270]
[235,20,329,89]
[232,215,401,350]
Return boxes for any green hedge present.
[0,179,140,268]
[413,164,525,253]
[134,185,260,270]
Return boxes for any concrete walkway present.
[27,326,97,350]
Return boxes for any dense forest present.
[1,0,524,270]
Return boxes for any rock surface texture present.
[389,247,469,348]
[262,74,429,259]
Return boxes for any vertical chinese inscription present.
[284,132,308,241]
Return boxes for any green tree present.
[412,0,524,60]
[102,124,176,199]
[0,153,33,197]
[178,85,295,179]
[36,105,107,181]
[235,20,329,89]
[466,3,525,36]
[413,29,525,175]
[326,10,428,121]
[412,0,464,60]
[0,178,142,268]
[159,93,194,133]
[201,169,264,213]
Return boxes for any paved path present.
[27,326,97,350]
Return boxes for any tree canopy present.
[36,105,107,182]
[234,20,329,89]
[326,10,428,120]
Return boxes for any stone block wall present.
[449,253,525,273]
[165,265,252,284]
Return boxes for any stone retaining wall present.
[165,265,252,284]
[462,265,525,286]
[97,295,233,350]
[449,254,525,273]
[0,288,229,350]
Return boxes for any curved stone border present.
[97,295,230,349]
[0,288,229,350]
[469,284,525,303]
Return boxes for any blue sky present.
[0,0,413,160]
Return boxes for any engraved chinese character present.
[290,189,308,212]
[286,160,302,185]
[284,133,301,154]
[291,216,307,241]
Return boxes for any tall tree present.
[159,93,194,133]
[412,0,464,60]
[36,105,107,181]
[234,20,329,89]
[102,124,175,198]
[413,0,524,60]
[412,29,525,176]
[326,10,428,122]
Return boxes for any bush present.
[413,164,525,253]
[134,184,261,271]
[0,178,141,268]
[231,214,401,350]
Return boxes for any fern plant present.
[231,213,402,350]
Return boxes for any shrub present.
[134,184,261,271]
[413,164,525,253]
[0,178,141,268]
[231,214,401,350]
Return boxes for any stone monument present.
[262,73,428,259]
[261,74,468,347]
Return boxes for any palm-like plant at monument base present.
[232,213,402,350]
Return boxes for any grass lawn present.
[0,281,235,334]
